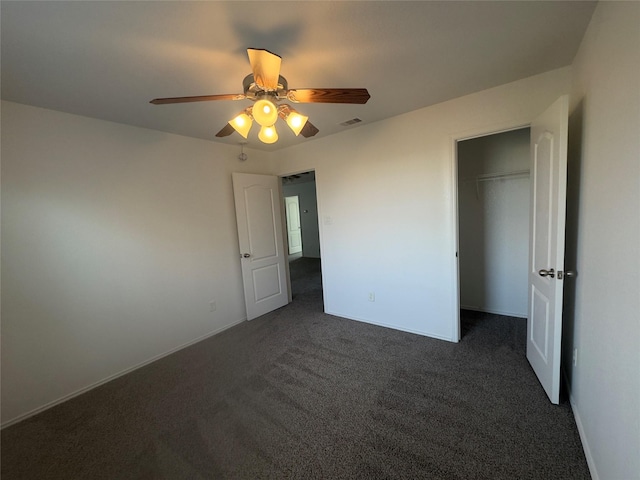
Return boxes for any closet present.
[457,128,530,318]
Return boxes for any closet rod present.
[475,169,530,182]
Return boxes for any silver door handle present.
[241,253,251,258]
[538,268,555,278]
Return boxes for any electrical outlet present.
[573,348,578,367]
[368,292,375,302]
[209,301,217,312]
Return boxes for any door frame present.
[450,121,531,342]
[278,168,323,305]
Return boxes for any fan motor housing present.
[242,74,289,100]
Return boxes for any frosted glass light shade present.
[285,111,309,136]
[253,98,278,126]
[229,113,253,138]
[258,125,278,144]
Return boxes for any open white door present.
[232,173,289,320]
[285,196,303,255]
[527,95,569,404]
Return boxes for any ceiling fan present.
[150,48,371,144]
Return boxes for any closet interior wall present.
[458,128,531,318]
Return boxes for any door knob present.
[242,253,251,258]
[538,268,555,278]
[564,271,576,278]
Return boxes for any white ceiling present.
[1,1,596,151]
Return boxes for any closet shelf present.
[476,169,530,182]
[462,169,530,183]
[460,169,531,199]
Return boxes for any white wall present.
[458,128,530,317]
[270,67,570,340]
[0,101,270,425]
[282,180,321,258]
[564,3,640,479]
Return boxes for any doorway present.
[456,127,531,338]
[281,171,323,303]
[284,195,303,260]
[452,97,569,403]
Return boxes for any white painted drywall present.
[282,180,321,258]
[269,67,571,340]
[457,128,530,317]
[0,101,270,425]
[564,3,640,479]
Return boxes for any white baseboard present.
[460,305,527,318]
[562,368,599,480]
[1,317,246,429]
[324,310,455,343]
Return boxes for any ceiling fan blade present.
[215,123,235,137]
[247,48,281,90]
[150,94,245,105]
[300,121,319,138]
[286,88,370,104]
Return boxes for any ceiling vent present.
[339,118,362,127]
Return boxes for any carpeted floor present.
[1,257,590,479]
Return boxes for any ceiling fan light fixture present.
[258,125,278,144]
[253,98,278,126]
[228,112,253,138]
[285,110,309,136]
[150,49,371,144]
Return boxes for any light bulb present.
[253,98,278,126]
[258,125,278,144]
[228,112,253,138]
[285,111,309,136]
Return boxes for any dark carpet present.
[1,257,590,479]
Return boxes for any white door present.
[232,173,289,320]
[285,196,303,255]
[527,95,569,404]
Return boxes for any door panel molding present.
[233,173,289,320]
[526,95,569,404]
